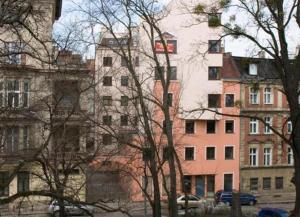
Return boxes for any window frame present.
[225,120,234,134]
[263,87,273,104]
[225,146,234,160]
[225,94,235,107]
[264,116,273,134]
[250,118,259,134]
[206,120,216,134]
[249,147,258,166]
[208,67,221,80]
[184,146,195,161]
[103,57,113,67]
[208,40,221,53]
[263,147,272,166]
[263,177,271,190]
[249,87,259,104]
[185,120,195,134]
[103,76,113,86]
[206,146,216,160]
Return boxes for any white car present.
[177,194,205,209]
[48,200,95,216]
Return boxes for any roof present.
[55,0,62,20]
[232,56,280,80]
[221,53,240,79]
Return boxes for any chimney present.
[258,51,265,58]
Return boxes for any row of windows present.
[184,120,234,134]
[249,87,274,104]
[103,76,129,86]
[182,146,234,161]
[102,115,138,127]
[249,147,293,167]
[101,95,134,106]
[249,118,292,134]
[0,171,29,196]
[207,94,235,108]
[250,176,284,191]
[0,126,30,153]
[103,56,139,67]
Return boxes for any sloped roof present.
[221,53,240,79]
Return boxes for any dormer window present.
[249,63,258,75]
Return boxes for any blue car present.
[258,208,289,217]
[215,190,257,206]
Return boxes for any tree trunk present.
[168,151,178,217]
[150,159,162,217]
[291,155,300,217]
[231,191,242,217]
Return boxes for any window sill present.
[249,133,260,135]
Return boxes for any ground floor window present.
[142,176,153,196]
[224,174,233,192]
[17,171,29,193]
[0,171,9,196]
[275,177,283,190]
[263,177,271,190]
[250,178,258,191]
[206,175,215,195]
[183,175,192,193]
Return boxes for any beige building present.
[0,0,94,205]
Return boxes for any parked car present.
[177,194,205,209]
[258,208,289,217]
[48,200,95,216]
[215,190,257,206]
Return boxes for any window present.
[103,76,112,86]
[167,93,173,107]
[208,94,221,108]
[287,121,292,134]
[263,147,272,166]
[120,115,128,126]
[5,126,19,153]
[208,67,220,80]
[17,172,29,193]
[275,177,283,190]
[288,147,294,165]
[208,13,221,27]
[102,134,112,145]
[155,40,177,54]
[103,57,112,67]
[102,96,112,106]
[263,177,271,190]
[7,80,20,108]
[264,117,272,134]
[185,147,195,160]
[224,174,233,192]
[121,96,129,106]
[53,126,80,152]
[249,63,258,75]
[163,121,173,134]
[23,126,29,151]
[208,40,221,53]
[264,87,272,104]
[135,56,139,66]
[250,178,258,191]
[225,94,234,107]
[250,87,259,104]
[6,42,23,64]
[121,76,129,86]
[142,176,153,195]
[250,148,258,166]
[155,66,164,80]
[206,147,215,160]
[225,146,234,160]
[102,115,112,126]
[250,118,259,134]
[54,80,79,108]
[183,176,192,193]
[185,120,195,134]
[23,80,29,107]
[121,56,127,67]
[162,146,170,161]
[207,120,216,134]
[225,120,234,133]
[207,175,215,194]
[170,67,177,80]
[0,172,9,196]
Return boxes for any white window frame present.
[249,63,258,75]
[184,146,196,161]
[250,147,258,166]
[287,121,292,134]
[224,145,234,160]
[288,147,294,165]
[250,118,259,134]
[263,87,273,104]
[264,116,273,134]
[250,87,259,104]
[206,146,216,160]
[263,147,272,166]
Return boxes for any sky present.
[54,0,300,58]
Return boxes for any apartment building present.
[94,0,240,201]
[0,0,94,204]
[232,55,295,200]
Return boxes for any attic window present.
[249,63,257,75]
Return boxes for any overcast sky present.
[55,0,300,58]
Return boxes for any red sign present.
[155,41,175,53]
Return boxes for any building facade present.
[0,0,94,204]
[232,55,295,201]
